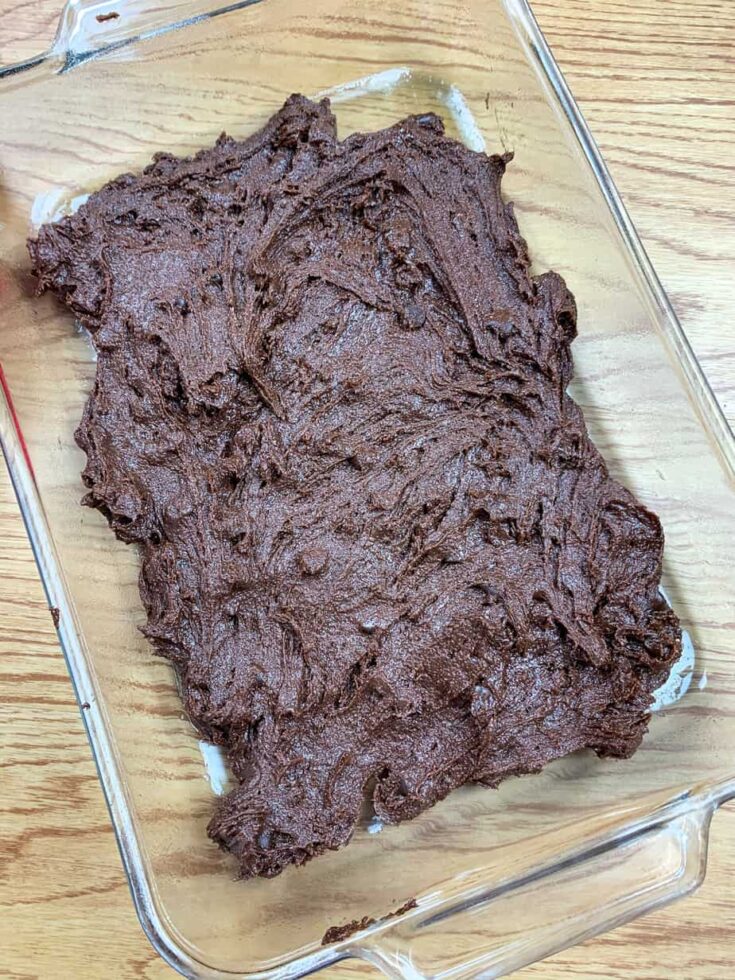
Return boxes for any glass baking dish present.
[1,1,733,977]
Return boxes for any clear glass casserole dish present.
[0,1,733,977]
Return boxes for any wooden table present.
[1,1,733,977]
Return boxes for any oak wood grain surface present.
[1,1,733,978]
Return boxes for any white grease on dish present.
[651,627,694,711]
[31,187,90,230]
[320,68,488,154]
[198,741,230,796]
[650,585,695,712]
[440,84,487,153]
[76,322,98,362]
[317,67,412,103]
[367,816,385,835]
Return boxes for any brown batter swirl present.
[29,96,680,879]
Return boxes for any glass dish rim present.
[1,1,733,977]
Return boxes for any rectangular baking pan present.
[1,1,733,977]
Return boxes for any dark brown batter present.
[29,96,680,880]
[322,899,417,945]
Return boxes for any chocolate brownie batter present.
[29,96,680,879]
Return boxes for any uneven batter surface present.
[29,96,680,879]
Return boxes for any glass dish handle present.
[0,0,247,79]
[350,806,712,979]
